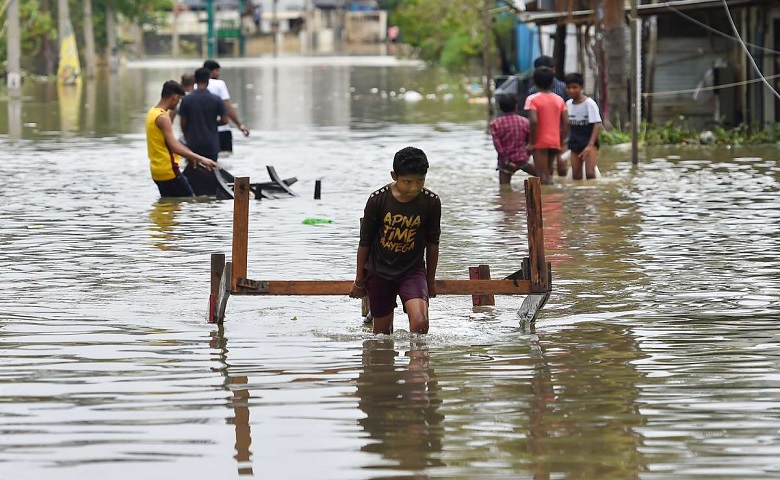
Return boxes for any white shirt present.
[206,78,231,132]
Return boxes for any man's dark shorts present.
[365,267,429,318]
[219,130,233,153]
[155,175,194,198]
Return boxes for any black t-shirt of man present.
[179,89,227,157]
[359,184,441,280]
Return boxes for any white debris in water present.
[403,91,423,102]
[370,87,378,94]
[425,93,436,100]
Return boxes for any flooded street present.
[1,57,779,479]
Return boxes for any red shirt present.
[524,92,567,149]
[490,113,530,169]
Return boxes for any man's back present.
[179,90,226,157]
[525,92,566,149]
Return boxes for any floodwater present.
[1,57,779,480]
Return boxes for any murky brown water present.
[1,57,779,480]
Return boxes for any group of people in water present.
[144,56,595,336]
[145,60,250,198]
[490,55,602,185]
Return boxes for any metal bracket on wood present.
[236,278,269,292]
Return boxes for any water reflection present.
[7,96,21,140]
[210,324,255,477]
[524,323,647,479]
[356,339,444,472]
[57,81,83,135]
[148,200,183,251]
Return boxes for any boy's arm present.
[528,110,538,149]
[350,245,370,298]
[560,110,570,148]
[586,122,601,149]
[425,243,439,298]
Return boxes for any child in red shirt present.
[490,93,538,185]
[524,67,569,185]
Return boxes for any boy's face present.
[391,172,426,200]
[566,82,583,99]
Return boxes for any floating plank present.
[232,279,534,296]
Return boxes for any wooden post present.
[231,177,250,291]
[314,179,322,200]
[209,253,226,323]
[524,177,549,293]
[469,265,495,306]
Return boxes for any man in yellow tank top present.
[146,80,220,197]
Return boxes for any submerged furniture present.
[185,164,299,200]
[207,177,552,324]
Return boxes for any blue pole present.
[207,0,215,58]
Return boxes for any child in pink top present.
[524,67,569,184]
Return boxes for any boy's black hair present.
[194,67,212,84]
[180,73,195,87]
[497,93,518,114]
[533,55,555,69]
[393,146,429,176]
[564,72,584,86]
[533,67,555,90]
[203,59,221,71]
[161,80,185,98]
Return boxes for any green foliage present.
[0,0,56,72]
[391,0,485,69]
[599,119,780,146]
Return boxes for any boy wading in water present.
[524,67,568,185]
[490,93,537,185]
[564,73,602,180]
[349,147,441,335]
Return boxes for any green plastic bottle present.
[302,217,334,225]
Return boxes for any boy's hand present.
[427,279,437,298]
[349,281,367,299]
[198,157,220,171]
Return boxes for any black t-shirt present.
[179,90,227,157]
[359,184,441,280]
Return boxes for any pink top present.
[524,92,567,149]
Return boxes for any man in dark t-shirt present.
[179,67,228,195]
[349,147,441,335]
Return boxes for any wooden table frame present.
[208,177,551,324]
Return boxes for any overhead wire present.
[642,72,780,97]
[663,2,780,56]
[720,0,780,100]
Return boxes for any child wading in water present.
[564,73,602,179]
[490,93,537,185]
[524,67,568,185]
[349,147,441,335]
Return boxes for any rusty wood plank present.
[231,177,250,291]
[478,264,495,305]
[214,262,232,324]
[232,279,534,296]
[524,177,550,293]
[209,253,226,323]
[469,265,496,306]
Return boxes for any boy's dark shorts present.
[365,267,429,318]
[155,175,194,198]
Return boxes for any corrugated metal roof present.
[517,0,770,25]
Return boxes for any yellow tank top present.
[145,106,180,181]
